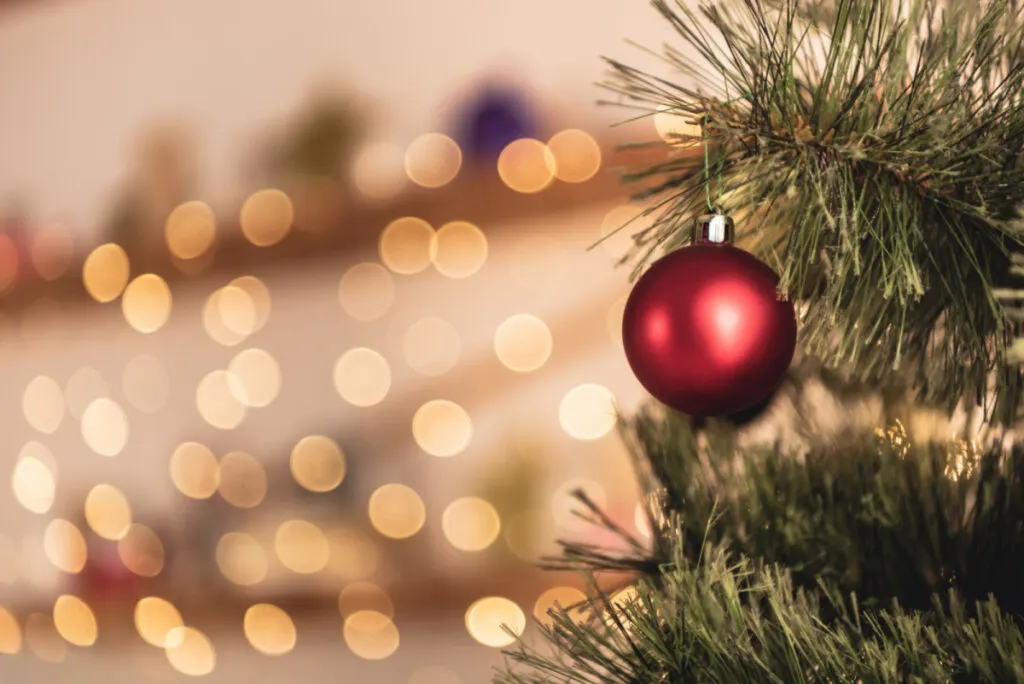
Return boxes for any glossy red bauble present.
[622,243,797,417]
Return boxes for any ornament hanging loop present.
[693,212,734,245]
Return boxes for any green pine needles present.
[598,0,1024,425]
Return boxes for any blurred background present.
[0,0,698,681]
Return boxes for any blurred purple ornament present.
[455,85,536,161]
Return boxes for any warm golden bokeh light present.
[353,142,408,200]
[0,606,22,654]
[217,451,267,509]
[600,205,652,261]
[118,524,165,577]
[165,626,216,677]
[22,375,64,434]
[53,594,97,647]
[135,597,184,648]
[333,347,391,407]
[338,262,395,321]
[654,106,702,145]
[196,370,248,430]
[240,188,294,247]
[368,484,426,540]
[379,217,437,274]
[405,133,462,188]
[216,532,268,586]
[432,221,487,279]
[275,520,330,574]
[203,287,250,346]
[442,497,501,552]
[243,603,296,656]
[11,445,56,515]
[290,435,346,493]
[410,666,464,684]
[465,597,526,647]
[497,139,556,193]
[338,582,394,619]
[494,314,553,373]
[122,274,172,333]
[84,484,133,541]
[227,348,282,408]
[559,384,618,440]
[402,317,461,376]
[326,526,382,582]
[547,129,602,183]
[165,200,217,260]
[229,276,271,332]
[43,519,87,574]
[122,354,171,413]
[65,367,109,421]
[170,442,220,499]
[553,478,608,533]
[81,397,130,456]
[412,399,472,457]
[533,586,587,627]
[344,611,400,660]
[31,224,74,281]
[25,613,66,663]
[82,243,130,303]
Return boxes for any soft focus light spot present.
[84,484,132,541]
[170,442,220,500]
[203,288,249,346]
[432,221,487,279]
[412,400,472,457]
[465,597,526,648]
[229,276,271,332]
[326,526,381,582]
[344,611,400,660]
[338,263,395,321]
[123,354,171,414]
[275,520,330,574]
[333,348,391,407]
[135,597,183,647]
[22,375,64,434]
[654,106,702,145]
[0,606,22,654]
[82,243,130,303]
[21,533,59,592]
[442,498,501,552]
[65,367,109,420]
[216,532,267,586]
[53,595,97,647]
[25,613,66,662]
[244,604,296,656]
[379,217,437,274]
[402,317,460,376]
[405,133,462,188]
[227,348,281,408]
[218,285,258,336]
[559,384,618,440]
[217,451,266,509]
[368,484,425,540]
[534,586,587,627]
[497,139,555,193]
[240,188,294,247]
[547,129,601,183]
[31,224,74,281]
[353,143,407,200]
[607,296,628,350]
[553,479,608,533]
[43,520,87,574]
[165,627,216,677]
[197,370,248,430]
[118,524,165,577]
[165,201,216,260]
[12,445,56,515]
[81,397,129,456]
[290,435,346,493]
[494,314,552,373]
[600,206,652,260]
[338,582,394,619]
[410,666,463,684]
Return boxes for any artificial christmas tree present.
[499,0,1024,681]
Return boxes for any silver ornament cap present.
[693,212,734,245]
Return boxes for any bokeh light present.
[326,526,381,582]
[338,262,395,321]
[84,484,132,541]
[497,139,555,193]
[227,348,282,408]
[353,142,407,200]
[558,384,618,440]
[22,375,64,434]
[165,200,216,260]
[43,519,87,574]
[53,595,97,647]
[405,133,462,188]
[82,243,130,303]
[135,597,184,647]
[21,532,60,592]
[379,217,437,274]
[117,523,165,577]
[244,603,296,656]
[432,221,487,279]
[203,287,251,346]
[368,484,425,540]
[31,223,74,281]
[412,400,472,457]
[402,317,461,376]
[547,129,602,183]
[217,451,267,509]
[533,586,587,627]
[122,274,172,333]
[442,497,501,552]
[122,354,171,413]
[600,205,652,261]
[165,626,216,677]
[24,613,66,662]
[240,188,294,247]
[11,443,56,515]
[216,532,267,586]
[333,347,391,407]
[338,582,394,619]
[81,397,130,456]
[275,520,330,574]
[170,442,220,500]
[344,611,400,660]
[229,276,271,331]
[465,597,526,647]
[0,606,22,654]
[290,435,346,493]
[65,367,109,421]
[494,314,552,373]
[196,370,248,430]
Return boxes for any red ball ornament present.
[622,213,797,417]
